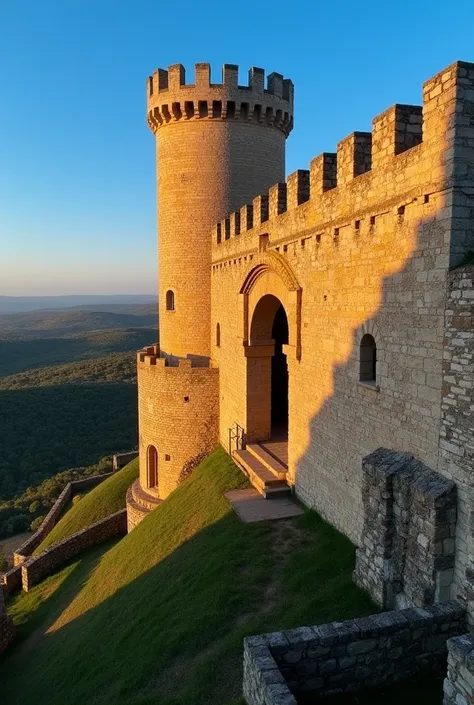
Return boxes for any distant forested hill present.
[0,304,158,376]
[0,304,157,508]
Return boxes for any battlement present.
[212,61,474,249]
[137,345,213,370]
[147,63,294,136]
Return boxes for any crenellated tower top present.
[146,63,294,136]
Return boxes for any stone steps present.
[246,443,288,479]
[131,479,162,511]
[233,449,291,499]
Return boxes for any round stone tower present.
[148,62,293,360]
[127,63,294,529]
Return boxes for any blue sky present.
[1,0,473,296]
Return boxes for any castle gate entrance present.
[246,294,289,445]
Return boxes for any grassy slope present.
[33,459,139,554]
[0,448,375,705]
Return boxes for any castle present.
[127,60,474,622]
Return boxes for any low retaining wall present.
[444,633,474,704]
[0,565,22,597]
[21,509,127,591]
[243,602,466,705]
[113,451,138,471]
[0,586,15,655]
[13,473,113,566]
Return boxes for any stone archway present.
[246,294,289,442]
[238,251,300,445]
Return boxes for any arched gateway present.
[239,250,301,447]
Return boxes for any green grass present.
[33,459,139,554]
[0,447,376,705]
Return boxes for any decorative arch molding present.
[238,250,301,360]
[239,250,301,295]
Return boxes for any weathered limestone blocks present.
[444,633,474,704]
[354,448,457,609]
[243,602,465,704]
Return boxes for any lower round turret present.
[126,346,219,529]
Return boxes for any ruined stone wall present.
[354,449,457,609]
[211,62,474,575]
[21,509,127,591]
[439,266,474,612]
[243,602,466,704]
[137,353,219,499]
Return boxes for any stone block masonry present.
[354,448,457,609]
[0,585,15,656]
[243,602,466,704]
[21,509,127,591]
[439,266,474,615]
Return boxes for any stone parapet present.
[21,509,127,591]
[243,602,466,704]
[211,61,474,269]
[147,63,293,136]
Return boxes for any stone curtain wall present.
[354,449,456,609]
[0,586,15,656]
[13,473,113,566]
[21,509,127,591]
[439,266,474,614]
[211,61,474,564]
[243,602,466,705]
[444,633,474,704]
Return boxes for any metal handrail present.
[228,422,246,455]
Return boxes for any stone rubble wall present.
[21,509,127,592]
[12,473,113,566]
[444,633,474,704]
[354,448,457,609]
[0,585,15,656]
[243,602,466,705]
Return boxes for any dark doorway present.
[271,304,289,436]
